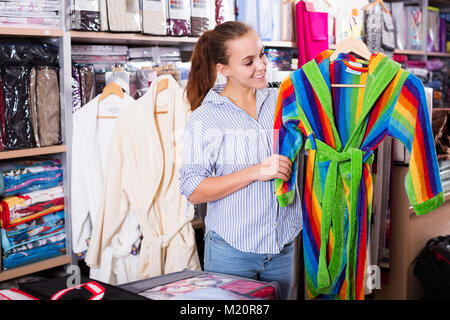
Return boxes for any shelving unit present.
[70,30,297,48]
[0,0,74,283]
[0,145,67,160]
[0,27,64,37]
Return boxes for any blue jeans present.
[204,230,295,300]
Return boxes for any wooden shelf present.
[70,31,296,47]
[0,27,63,37]
[393,49,426,55]
[0,255,71,282]
[0,145,67,160]
[427,51,450,58]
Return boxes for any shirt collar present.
[203,84,270,113]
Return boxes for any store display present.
[167,0,191,36]
[406,5,423,50]
[119,270,280,300]
[85,76,200,280]
[71,88,134,255]
[274,49,444,299]
[142,0,167,35]
[0,0,61,29]
[0,158,63,197]
[0,0,449,302]
[71,0,100,31]
[295,1,328,67]
[106,0,141,32]
[191,0,210,36]
[0,185,64,228]
[18,275,149,300]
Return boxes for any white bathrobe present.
[85,75,200,279]
[71,92,135,254]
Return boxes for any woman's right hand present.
[252,154,293,182]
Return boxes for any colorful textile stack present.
[0,158,65,270]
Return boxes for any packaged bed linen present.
[1,210,66,270]
[215,0,235,25]
[0,185,64,228]
[0,0,61,29]
[106,0,141,32]
[70,0,100,31]
[142,0,167,35]
[167,0,191,36]
[191,0,210,36]
[0,158,63,197]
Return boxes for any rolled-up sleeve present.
[179,112,223,200]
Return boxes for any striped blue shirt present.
[180,85,302,254]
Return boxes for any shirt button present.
[274,222,277,227]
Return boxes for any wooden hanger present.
[98,82,124,103]
[329,37,372,88]
[155,78,169,115]
[97,82,125,118]
[363,0,390,15]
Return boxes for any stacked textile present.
[72,45,128,111]
[0,158,65,270]
[0,42,61,150]
[0,0,61,29]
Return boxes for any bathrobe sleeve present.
[388,73,444,215]
[273,77,306,207]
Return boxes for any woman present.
[180,21,302,300]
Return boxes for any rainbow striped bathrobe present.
[274,50,444,300]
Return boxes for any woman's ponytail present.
[186,21,252,111]
[186,31,217,111]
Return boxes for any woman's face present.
[218,30,268,90]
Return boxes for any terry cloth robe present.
[85,75,201,279]
[274,50,444,300]
[71,92,135,254]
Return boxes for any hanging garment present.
[274,50,444,300]
[71,92,134,255]
[295,1,328,67]
[85,75,201,280]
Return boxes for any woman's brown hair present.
[185,21,252,111]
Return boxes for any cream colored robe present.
[85,75,200,279]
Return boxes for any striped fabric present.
[180,85,302,254]
[274,50,444,300]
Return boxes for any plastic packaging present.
[106,0,141,32]
[191,0,210,36]
[391,2,406,50]
[2,66,35,150]
[0,1,61,29]
[406,6,423,50]
[271,0,281,42]
[78,65,96,106]
[258,0,272,41]
[236,0,258,33]
[29,68,41,147]
[281,0,294,41]
[35,67,61,147]
[167,0,191,36]
[215,0,235,25]
[71,0,100,31]
[0,42,59,67]
[142,0,167,35]
[99,0,109,31]
[428,7,440,52]
[439,16,447,53]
